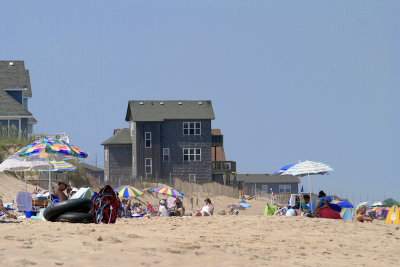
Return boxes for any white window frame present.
[163,148,170,163]
[183,148,201,162]
[189,174,196,182]
[104,148,109,162]
[279,184,291,194]
[130,121,134,137]
[145,132,151,148]
[183,122,201,135]
[145,158,152,174]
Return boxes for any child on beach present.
[354,205,373,223]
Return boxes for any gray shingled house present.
[0,60,37,136]
[236,174,300,195]
[102,100,236,185]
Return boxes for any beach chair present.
[16,191,32,212]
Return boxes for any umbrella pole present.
[308,173,311,200]
[48,171,51,194]
[24,171,28,212]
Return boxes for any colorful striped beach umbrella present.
[152,186,183,198]
[11,138,88,161]
[280,160,334,199]
[114,186,144,198]
[9,138,87,192]
[35,161,77,172]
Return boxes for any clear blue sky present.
[1,1,399,203]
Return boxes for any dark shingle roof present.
[0,61,32,97]
[101,128,132,145]
[236,174,300,184]
[0,89,32,117]
[80,162,104,172]
[125,100,215,122]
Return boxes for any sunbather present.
[0,196,16,219]
[55,181,68,201]
[194,198,214,216]
[354,205,373,223]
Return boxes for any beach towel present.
[316,206,343,220]
[93,185,120,224]
[70,187,94,200]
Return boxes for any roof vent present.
[139,102,144,105]
[198,101,203,105]
[160,102,164,105]
[9,62,14,66]
[178,102,182,105]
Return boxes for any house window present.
[183,122,201,135]
[262,185,269,193]
[279,184,291,194]
[183,148,201,162]
[145,132,151,148]
[163,148,170,163]
[145,158,152,174]
[130,121,134,137]
[189,174,196,182]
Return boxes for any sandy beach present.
[1,214,399,267]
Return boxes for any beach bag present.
[92,185,120,224]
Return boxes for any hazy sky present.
[1,1,399,203]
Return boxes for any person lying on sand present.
[354,205,373,223]
[194,198,214,216]
[0,196,17,219]
[55,181,68,201]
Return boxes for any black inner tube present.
[44,199,92,221]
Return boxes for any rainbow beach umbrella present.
[114,186,144,198]
[152,186,183,198]
[11,138,88,161]
[35,161,77,172]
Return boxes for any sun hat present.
[71,188,78,193]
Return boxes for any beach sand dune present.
[1,215,399,266]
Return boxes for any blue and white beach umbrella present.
[280,160,334,197]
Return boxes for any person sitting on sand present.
[354,205,373,223]
[0,196,17,219]
[124,199,133,216]
[311,191,342,219]
[194,198,214,216]
[158,200,169,217]
[55,181,68,201]
[174,197,185,217]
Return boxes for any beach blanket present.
[93,185,120,224]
